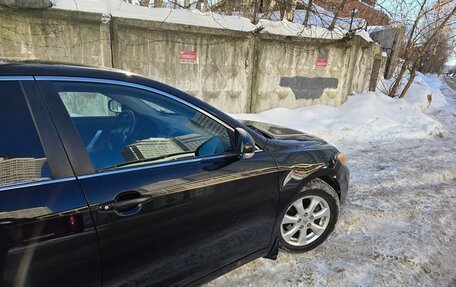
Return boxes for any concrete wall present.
[111,18,254,114]
[369,24,405,79]
[252,35,381,112]
[0,7,112,67]
[346,36,382,93]
[252,36,351,111]
[0,6,381,114]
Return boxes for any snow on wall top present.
[258,19,346,40]
[51,0,374,42]
[259,19,373,42]
[51,0,257,32]
[270,7,366,31]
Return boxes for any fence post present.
[369,54,382,92]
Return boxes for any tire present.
[279,179,340,253]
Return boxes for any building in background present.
[0,157,47,187]
[369,23,406,79]
[315,0,389,26]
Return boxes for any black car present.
[0,63,349,287]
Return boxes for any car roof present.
[0,61,146,81]
[0,61,188,101]
[0,61,205,115]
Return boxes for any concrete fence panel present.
[251,35,354,113]
[347,37,382,94]
[112,18,254,114]
[0,7,112,67]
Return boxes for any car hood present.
[240,120,326,143]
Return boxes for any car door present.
[0,78,101,286]
[36,77,279,286]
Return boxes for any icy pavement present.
[207,80,456,286]
[444,77,456,91]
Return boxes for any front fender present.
[288,161,349,202]
[263,162,349,260]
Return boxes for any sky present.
[448,57,456,66]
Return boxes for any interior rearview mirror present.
[235,128,255,159]
[108,99,123,114]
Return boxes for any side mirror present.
[235,128,255,159]
[108,99,123,114]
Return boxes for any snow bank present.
[400,73,448,112]
[234,76,446,143]
[418,73,448,109]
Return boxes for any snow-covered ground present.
[234,73,446,145]
[206,75,456,286]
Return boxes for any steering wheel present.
[108,109,136,150]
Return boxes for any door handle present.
[98,193,152,216]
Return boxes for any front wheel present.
[279,179,340,253]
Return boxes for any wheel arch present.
[293,171,341,201]
[318,175,341,200]
[265,171,341,259]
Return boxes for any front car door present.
[0,78,101,286]
[36,77,279,286]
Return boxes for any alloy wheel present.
[280,195,331,247]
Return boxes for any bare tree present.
[251,0,261,23]
[263,0,278,19]
[328,0,349,31]
[376,0,456,98]
[303,0,313,26]
[138,0,150,6]
[449,65,456,75]
[419,27,453,74]
[398,3,455,98]
[385,0,429,97]
[283,0,298,21]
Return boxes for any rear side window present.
[0,81,51,187]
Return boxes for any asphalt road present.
[444,76,456,90]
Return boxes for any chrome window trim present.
[0,177,77,192]
[0,76,34,81]
[78,154,236,179]
[34,76,235,132]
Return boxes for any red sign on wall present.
[315,58,328,67]
[179,50,197,64]
[315,49,329,67]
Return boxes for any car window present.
[0,81,52,187]
[51,82,233,171]
[139,99,176,114]
[59,92,116,117]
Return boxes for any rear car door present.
[36,77,279,286]
[0,78,101,286]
